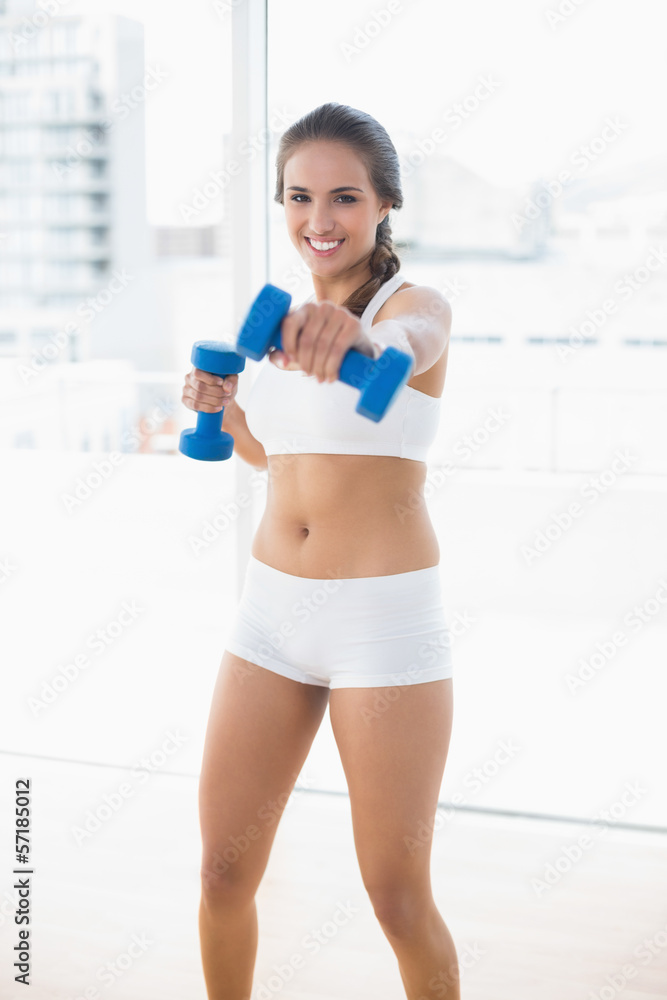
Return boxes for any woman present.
[182,102,459,1000]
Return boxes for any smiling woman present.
[184,102,459,1000]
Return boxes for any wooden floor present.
[0,754,665,1000]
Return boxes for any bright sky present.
[71,0,666,224]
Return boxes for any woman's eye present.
[289,194,357,203]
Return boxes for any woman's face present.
[283,140,392,276]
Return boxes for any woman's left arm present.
[368,286,452,377]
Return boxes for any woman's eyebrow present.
[286,186,364,193]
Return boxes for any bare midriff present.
[251,453,440,579]
[250,280,447,580]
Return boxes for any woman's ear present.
[378,199,392,223]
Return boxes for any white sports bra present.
[243,272,442,462]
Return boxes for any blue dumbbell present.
[235,284,414,422]
[179,341,246,461]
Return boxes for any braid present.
[341,217,401,319]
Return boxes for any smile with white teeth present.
[307,238,343,250]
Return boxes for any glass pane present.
[268,0,667,826]
[1,1,236,779]
[1,0,232,451]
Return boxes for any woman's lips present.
[305,237,344,257]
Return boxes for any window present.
[89,159,106,178]
[44,89,77,118]
[87,89,103,113]
[42,125,72,152]
[31,328,57,346]
[4,126,39,154]
[44,193,73,219]
[47,227,76,252]
[89,192,107,214]
[13,430,35,449]
[527,336,597,346]
[0,91,32,120]
[52,23,80,56]
[266,0,667,828]
[6,160,33,184]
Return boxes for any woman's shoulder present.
[374,279,451,325]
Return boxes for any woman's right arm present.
[181,367,268,471]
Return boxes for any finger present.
[298,303,334,375]
[182,391,223,413]
[321,317,363,383]
[188,382,231,402]
[269,349,300,371]
[313,313,347,381]
[280,303,315,362]
[192,366,237,381]
[189,401,224,413]
[268,348,287,367]
[190,368,239,385]
[279,307,300,361]
[191,369,238,388]
[184,384,233,409]
[190,367,225,387]
[191,373,237,394]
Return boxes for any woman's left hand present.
[269,301,376,382]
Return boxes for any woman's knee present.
[365,880,434,939]
[200,845,262,907]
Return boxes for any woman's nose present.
[308,203,335,235]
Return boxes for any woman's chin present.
[302,259,340,277]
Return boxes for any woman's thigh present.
[199,649,330,898]
[328,678,454,914]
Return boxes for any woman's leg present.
[198,650,330,1000]
[328,677,459,1000]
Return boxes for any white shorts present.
[224,555,454,690]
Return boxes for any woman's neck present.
[311,264,373,306]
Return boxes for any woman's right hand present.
[181,367,239,413]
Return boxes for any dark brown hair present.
[274,102,403,318]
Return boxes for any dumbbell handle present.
[267,327,388,393]
[193,408,227,440]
